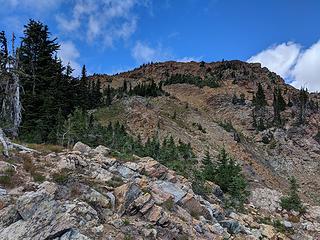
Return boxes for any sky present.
[0,0,319,92]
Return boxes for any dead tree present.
[0,32,38,156]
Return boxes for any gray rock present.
[283,220,293,228]
[117,165,137,179]
[212,184,223,199]
[73,142,92,154]
[195,224,203,233]
[83,189,110,208]
[0,182,99,240]
[250,188,282,212]
[155,180,187,203]
[210,223,225,235]
[58,229,92,240]
[106,192,116,211]
[94,145,111,156]
[219,219,241,234]
[0,187,7,196]
[0,205,21,228]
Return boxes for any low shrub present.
[52,170,70,184]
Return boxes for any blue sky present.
[1,0,320,91]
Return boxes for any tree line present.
[250,82,318,131]
[0,20,165,144]
[0,20,104,143]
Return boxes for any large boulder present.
[250,188,282,212]
[73,142,92,154]
[151,180,187,204]
[0,183,99,240]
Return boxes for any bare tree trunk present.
[0,128,9,157]
[0,128,40,157]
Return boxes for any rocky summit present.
[0,142,320,240]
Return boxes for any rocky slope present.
[92,60,320,204]
[0,142,320,239]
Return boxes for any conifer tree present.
[213,148,248,208]
[280,177,305,213]
[79,65,89,109]
[202,150,215,181]
[19,20,61,142]
[273,86,286,126]
[0,31,8,69]
[105,85,112,106]
[298,88,309,125]
[253,83,267,109]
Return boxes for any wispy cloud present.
[58,41,81,77]
[56,0,148,47]
[0,0,63,12]
[131,41,172,64]
[248,41,320,92]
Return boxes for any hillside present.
[91,60,320,204]
[1,60,320,240]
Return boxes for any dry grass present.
[94,102,126,126]
[0,167,15,187]
[25,143,64,154]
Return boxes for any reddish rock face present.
[91,60,320,205]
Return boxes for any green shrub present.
[280,177,305,213]
[106,175,124,188]
[124,234,133,240]
[0,167,15,187]
[52,170,70,184]
[218,120,235,132]
[123,218,130,225]
[273,219,286,233]
[32,172,46,183]
[0,175,11,187]
[163,198,175,211]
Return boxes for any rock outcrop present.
[0,142,320,239]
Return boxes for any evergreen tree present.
[213,148,248,208]
[297,88,309,125]
[0,31,8,69]
[122,79,128,93]
[253,83,267,109]
[280,177,305,213]
[202,150,215,181]
[79,65,89,109]
[273,86,286,126]
[105,85,112,106]
[19,20,61,142]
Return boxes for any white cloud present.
[56,0,147,47]
[248,42,301,78]
[290,41,320,92]
[58,41,81,77]
[248,41,320,92]
[131,41,171,64]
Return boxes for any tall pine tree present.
[19,20,61,142]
